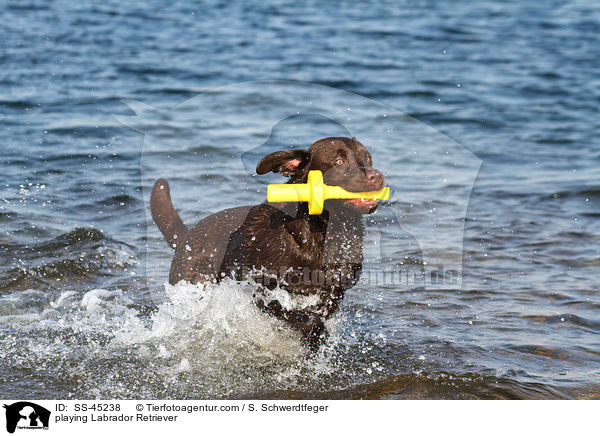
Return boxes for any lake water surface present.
[1,0,599,399]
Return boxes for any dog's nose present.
[365,169,385,190]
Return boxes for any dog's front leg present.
[258,300,327,352]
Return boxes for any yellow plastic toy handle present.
[267,170,390,214]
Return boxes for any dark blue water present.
[1,0,599,399]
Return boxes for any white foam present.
[111,279,309,360]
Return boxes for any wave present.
[0,228,136,292]
[236,372,575,400]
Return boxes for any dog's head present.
[257,137,385,214]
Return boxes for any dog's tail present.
[151,178,188,248]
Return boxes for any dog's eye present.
[334,157,345,166]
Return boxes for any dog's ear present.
[256,149,310,176]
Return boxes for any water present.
[1,0,599,399]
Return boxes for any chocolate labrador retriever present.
[151,137,385,349]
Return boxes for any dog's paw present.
[300,314,328,353]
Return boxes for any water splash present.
[0,278,354,399]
